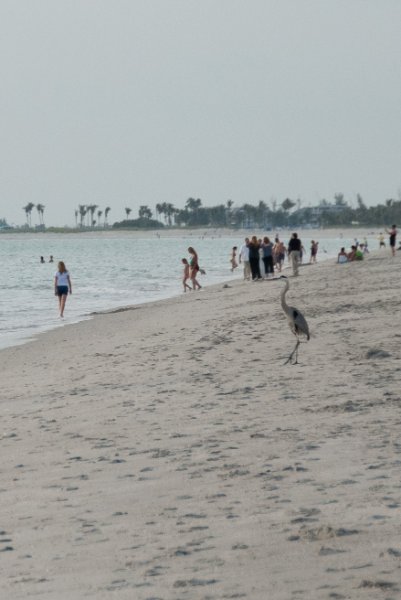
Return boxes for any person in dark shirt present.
[287,233,302,276]
[386,224,397,257]
[248,236,262,280]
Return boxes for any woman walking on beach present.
[188,247,202,290]
[54,261,72,318]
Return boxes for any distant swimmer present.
[49,255,54,263]
[40,256,45,263]
[54,261,72,318]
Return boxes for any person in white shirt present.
[54,261,72,318]
[239,238,251,281]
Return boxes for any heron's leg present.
[293,340,300,364]
[284,339,300,365]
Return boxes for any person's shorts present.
[56,285,68,296]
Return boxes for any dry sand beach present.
[1,249,401,599]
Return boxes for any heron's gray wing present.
[293,309,310,340]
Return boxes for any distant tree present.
[240,203,258,228]
[186,197,202,212]
[22,202,35,227]
[225,199,234,226]
[97,209,103,226]
[164,203,176,226]
[281,198,296,212]
[74,209,79,228]
[156,202,166,223]
[113,217,164,229]
[104,206,111,226]
[334,193,347,207]
[125,207,132,219]
[78,204,87,227]
[138,205,152,219]
[36,203,45,226]
[256,200,270,228]
[86,204,98,227]
[208,204,227,227]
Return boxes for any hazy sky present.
[1,0,401,226]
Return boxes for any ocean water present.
[0,230,376,350]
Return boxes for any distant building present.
[0,218,13,230]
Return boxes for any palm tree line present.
[74,205,111,228]
[20,193,401,229]
[22,203,45,227]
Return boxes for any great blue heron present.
[280,276,310,364]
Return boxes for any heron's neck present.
[281,280,290,311]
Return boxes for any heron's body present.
[280,277,310,363]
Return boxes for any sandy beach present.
[1,249,401,599]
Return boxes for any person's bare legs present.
[191,276,201,290]
[60,294,67,317]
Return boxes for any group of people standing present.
[236,233,313,280]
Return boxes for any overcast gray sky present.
[1,0,400,226]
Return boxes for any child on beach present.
[310,240,319,263]
[181,258,192,292]
[54,261,72,318]
[337,247,348,263]
[230,246,238,272]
